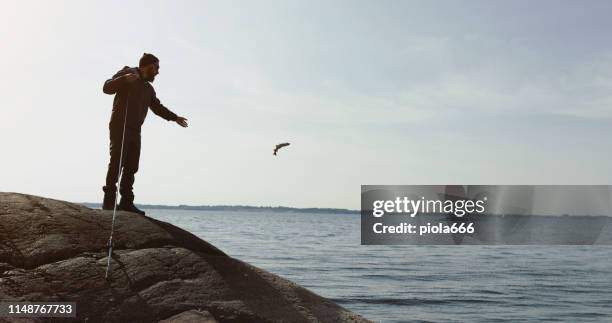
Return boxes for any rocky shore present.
[0,193,371,323]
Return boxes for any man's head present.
[139,53,160,82]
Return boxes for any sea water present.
[145,209,612,323]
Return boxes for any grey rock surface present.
[159,309,218,323]
[0,193,372,323]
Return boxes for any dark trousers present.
[104,129,141,203]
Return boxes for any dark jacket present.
[103,66,177,134]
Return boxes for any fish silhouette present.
[273,143,290,156]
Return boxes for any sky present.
[1,0,611,209]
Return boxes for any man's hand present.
[123,73,140,83]
[175,116,188,128]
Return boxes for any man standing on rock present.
[102,53,188,215]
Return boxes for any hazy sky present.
[1,0,611,209]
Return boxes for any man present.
[102,53,188,215]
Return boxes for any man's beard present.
[144,75,155,82]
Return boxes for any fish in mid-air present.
[273,142,290,156]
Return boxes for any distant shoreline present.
[81,203,359,214]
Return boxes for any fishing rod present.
[105,91,130,281]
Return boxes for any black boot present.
[118,198,146,216]
[102,186,117,210]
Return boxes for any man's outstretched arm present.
[150,92,188,127]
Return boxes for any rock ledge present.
[0,193,371,323]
